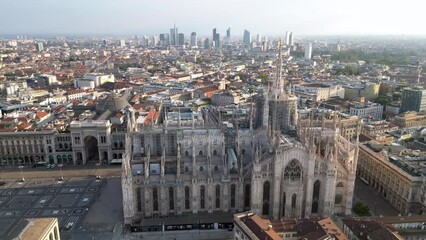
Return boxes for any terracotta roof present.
[35,111,49,120]
[17,123,33,130]
[241,214,281,240]
[197,85,219,93]
[144,109,159,125]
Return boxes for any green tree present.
[353,201,371,216]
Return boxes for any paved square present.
[3,196,37,209]
[0,177,105,235]
[50,194,80,208]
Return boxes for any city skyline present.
[1,0,426,36]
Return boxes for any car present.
[46,164,51,169]
[50,164,55,168]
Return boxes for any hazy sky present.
[2,0,426,36]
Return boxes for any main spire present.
[271,38,285,99]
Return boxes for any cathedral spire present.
[271,38,285,99]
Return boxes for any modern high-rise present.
[289,32,294,46]
[285,31,291,45]
[119,39,126,47]
[190,32,197,47]
[159,33,170,46]
[178,33,185,46]
[305,43,312,59]
[170,24,178,45]
[400,88,426,113]
[213,28,220,48]
[243,30,251,45]
[226,27,231,38]
[204,38,210,49]
[256,34,261,43]
[36,42,44,52]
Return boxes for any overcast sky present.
[1,0,425,37]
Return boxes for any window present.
[185,186,190,210]
[215,185,221,208]
[291,194,297,209]
[284,159,302,181]
[169,187,174,210]
[214,165,219,171]
[231,184,236,208]
[137,188,142,211]
[54,226,59,240]
[335,194,343,204]
[262,181,270,215]
[153,188,158,211]
[244,184,251,208]
[199,150,203,156]
[312,180,320,214]
[213,150,217,156]
[200,186,205,209]
[199,166,204,172]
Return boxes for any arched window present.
[215,185,221,208]
[118,153,123,159]
[336,182,344,188]
[291,194,297,209]
[57,155,61,162]
[59,143,63,150]
[199,150,203,156]
[213,150,217,156]
[185,151,189,157]
[284,159,302,181]
[262,181,270,215]
[214,165,219,171]
[153,188,158,211]
[241,149,246,154]
[119,142,124,149]
[231,184,236,208]
[312,180,320,214]
[185,186,190,210]
[244,184,251,209]
[200,186,205,209]
[113,153,118,159]
[64,143,68,150]
[169,187,174,210]
[114,142,118,150]
[185,166,189,172]
[199,166,204,172]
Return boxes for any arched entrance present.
[84,136,99,162]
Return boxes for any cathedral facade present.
[121,42,360,227]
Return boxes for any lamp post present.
[18,165,25,182]
[58,164,64,181]
[95,162,101,179]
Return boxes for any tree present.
[353,201,371,216]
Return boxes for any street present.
[353,177,400,216]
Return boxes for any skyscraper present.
[119,39,126,47]
[400,88,426,113]
[190,32,197,47]
[36,42,44,52]
[289,32,294,46]
[159,33,170,46]
[305,43,312,59]
[178,33,185,46]
[170,23,178,45]
[213,28,220,48]
[226,27,231,38]
[285,31,291,45]
[243,30,251,45]
[256,34,261,43]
